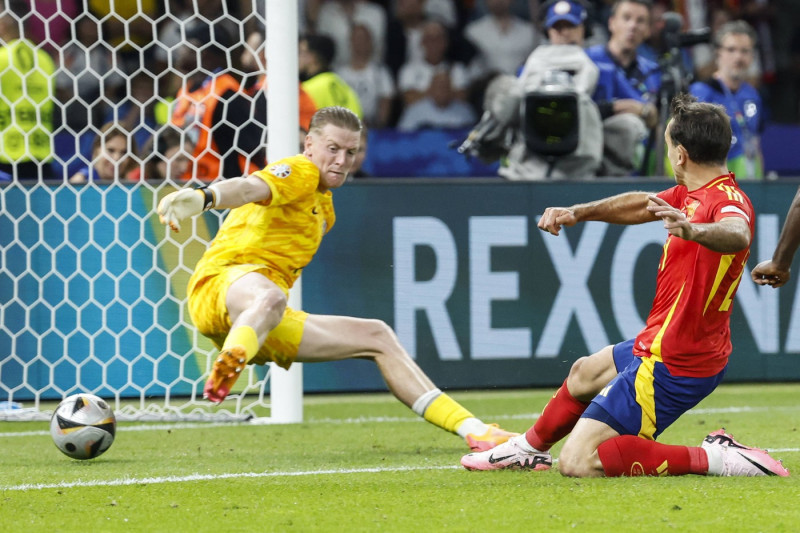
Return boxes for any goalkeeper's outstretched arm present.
[157,174,271,232]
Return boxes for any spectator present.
[69,123,137,184]
[0,0,56,180]
[690,20,764,180]
[691,8,762,88]
[586,0,661,176]
[240,31,316,132]
[152,0,194,97]
[396,70,476,131]
[499,0,604,180]
[170,21,265,181]
[336,23,396,129]
[425,0,459,30]
[107,72,160,154]
[464,0,542,80]
[385,0,428,79]
[637,1,670,64]
[397,19,470,108]
[55,15,121,134]
[87,0,161,79]
[140,126,192,182]
[299,33,364,119]
[312,0,387,69]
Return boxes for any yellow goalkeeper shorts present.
[187,264,307,370]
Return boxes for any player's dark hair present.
[668,93,731,166]
[309,106,362,135]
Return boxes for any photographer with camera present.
[689,21,763,180]
[586,0,661,176]
[457,0,603,180]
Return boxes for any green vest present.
[301,72,363,119]
[0,39,55,163]
[726,153,764,181]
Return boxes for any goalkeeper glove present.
[157,188,215,232]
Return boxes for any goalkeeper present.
[157,106,516,451]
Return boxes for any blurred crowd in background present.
[0,0,798,182]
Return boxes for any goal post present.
[0,2,305,422]
[260,0,304,425]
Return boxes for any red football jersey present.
[633,173,755,377]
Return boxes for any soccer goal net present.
[0,2,302,422]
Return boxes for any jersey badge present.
[269,164,292,178]
[684,200,700,220]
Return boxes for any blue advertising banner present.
[301,179,800,391]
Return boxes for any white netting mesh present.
[0,2,286,421]
[0,181,276,421]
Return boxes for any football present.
[50,393,116,460]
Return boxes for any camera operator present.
[689,21,763,180]
[586,0,661,176]
[457,0,602,180]
[501,0,602,180]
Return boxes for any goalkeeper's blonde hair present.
[309,106,362,135]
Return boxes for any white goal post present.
[0,1,304,422]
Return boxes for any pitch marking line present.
[3,404,799,439]
[1,465,461,492]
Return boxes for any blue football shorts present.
[581,339,727,440]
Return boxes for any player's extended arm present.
[647,195,751,253]
[751,187,800,287]
[157,175,271,232]
[538,192,656,236]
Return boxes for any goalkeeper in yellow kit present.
[157,106,515,451]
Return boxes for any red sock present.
[525,381,589,451]
[597,435,709,476]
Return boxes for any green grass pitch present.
[1,383,798,532]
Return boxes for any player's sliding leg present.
[204,273,287,403]
[595,429,789,477]
[461,345,618,470]
[526,345,617,450]
[700,429,789,477]
[467,335,790,477]
[524,380,590,451]
[296,314,518,450]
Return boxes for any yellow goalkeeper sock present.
[421,392,475,434]
[221,326,260,363]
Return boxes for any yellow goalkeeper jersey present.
[190,154,335,291]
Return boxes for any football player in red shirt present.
[461,93,789,478]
